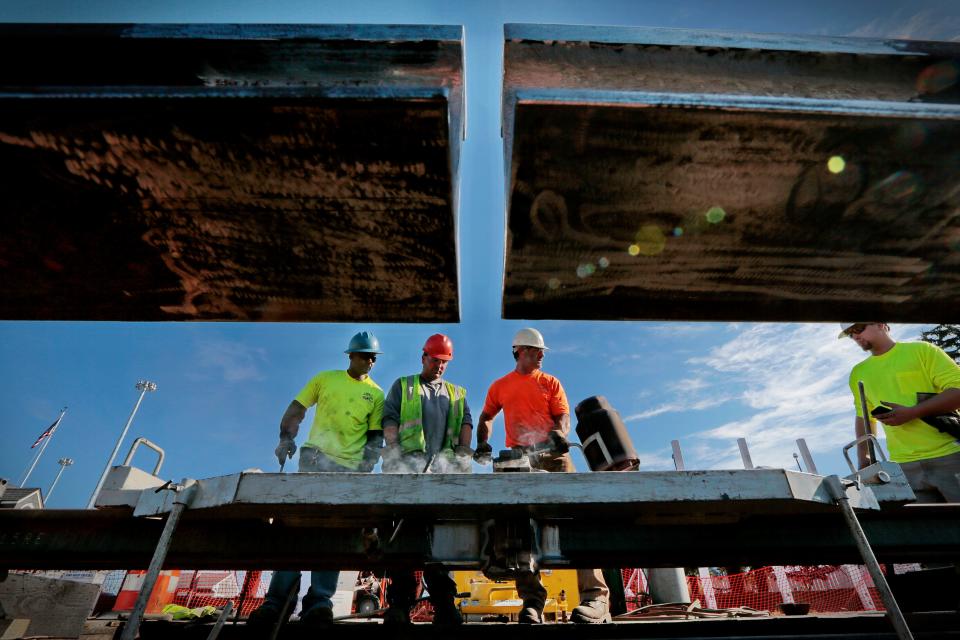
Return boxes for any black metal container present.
[574,395,639,471]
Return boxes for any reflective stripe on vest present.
[397,375,465,455]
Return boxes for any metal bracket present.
[480,518,541,581]
[843,434,887,473]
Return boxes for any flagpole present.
[87,380,157,509]
[20,406,67,488]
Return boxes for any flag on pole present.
[30,417,62,449]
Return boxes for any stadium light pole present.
[87,380,157,509]
[45,457,74,504]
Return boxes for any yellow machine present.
[453,570,579,623]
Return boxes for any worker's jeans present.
[387,564,458,611]
[499,451,609,610]
[261,447,356,614]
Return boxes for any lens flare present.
[598,257,610,269]
[576,263,596,278]
[523,288,535,301]
[827,156,846,174]
[628,244,641,256]
[548,278,560,290]
[872,170,922,202]
[705,207,726,224]
[673,227,683,237]
[916,60,960,95]
[632,225,666,256]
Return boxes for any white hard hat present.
[512,327,549,350]
[838,323,868,339]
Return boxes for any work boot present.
[383,606,412,627]
[518,604,543,624]
[431,601,463,626]
[246,604,282,629]
[299,606,333,628]
[571,599,611,623]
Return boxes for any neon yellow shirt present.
[849,341,960,463]
[295,370,384,470]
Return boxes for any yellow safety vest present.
[398,375,466,456]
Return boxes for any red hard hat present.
[423,334,454,361]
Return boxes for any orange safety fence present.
[171,570,267,617]
[94,564,923,619]
[622,564,923,614]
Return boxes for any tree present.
[921,324,960,363]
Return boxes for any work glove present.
[359,436,383,473]
[454,444,475,459]
[547,429,570,454]
[381,444,403,474]
[473,441,493,464]
[275,435,296,467]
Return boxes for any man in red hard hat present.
[380,333,474,626]
[475,327,610,624]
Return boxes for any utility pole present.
[45,457,74,504]
[87,380,157,509]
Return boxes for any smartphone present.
[870,405,893,417]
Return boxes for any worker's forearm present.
[459,423,473,447]
[911,387,960,418]
[280,401,307,439]
[476,414,493,443]
[553,413,571,437]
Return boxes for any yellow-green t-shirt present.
[849,341,960,463]
[295,370,384,470]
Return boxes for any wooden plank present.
[0,572,100,638]
[0,24,464,322]
[502,26,960,321]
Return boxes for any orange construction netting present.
[172,570,267,617]
[143,564,923,618]
[621,565,924,614]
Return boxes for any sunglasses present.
[354,353,377,362]
[847,323,873,336]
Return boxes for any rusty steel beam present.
[502,25,960,322]
[0,24,464,321]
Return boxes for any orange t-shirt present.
[481,370,569,447]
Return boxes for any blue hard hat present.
[345,331,382,354]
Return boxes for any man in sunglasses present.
[841,322,960,502]
[249,330,385,629]
[474,327,610,624]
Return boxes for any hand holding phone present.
[870,405,893,417]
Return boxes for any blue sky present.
[1,1,956,507]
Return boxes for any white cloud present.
[193,340,267,382]
[634,323,929,473]
[644,323,715,337]
[625,395,734,422]
[849,9,960,41]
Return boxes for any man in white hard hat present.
[474,327,611,624]
[840,322,960,502]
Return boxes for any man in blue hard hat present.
[248,330,385,629]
